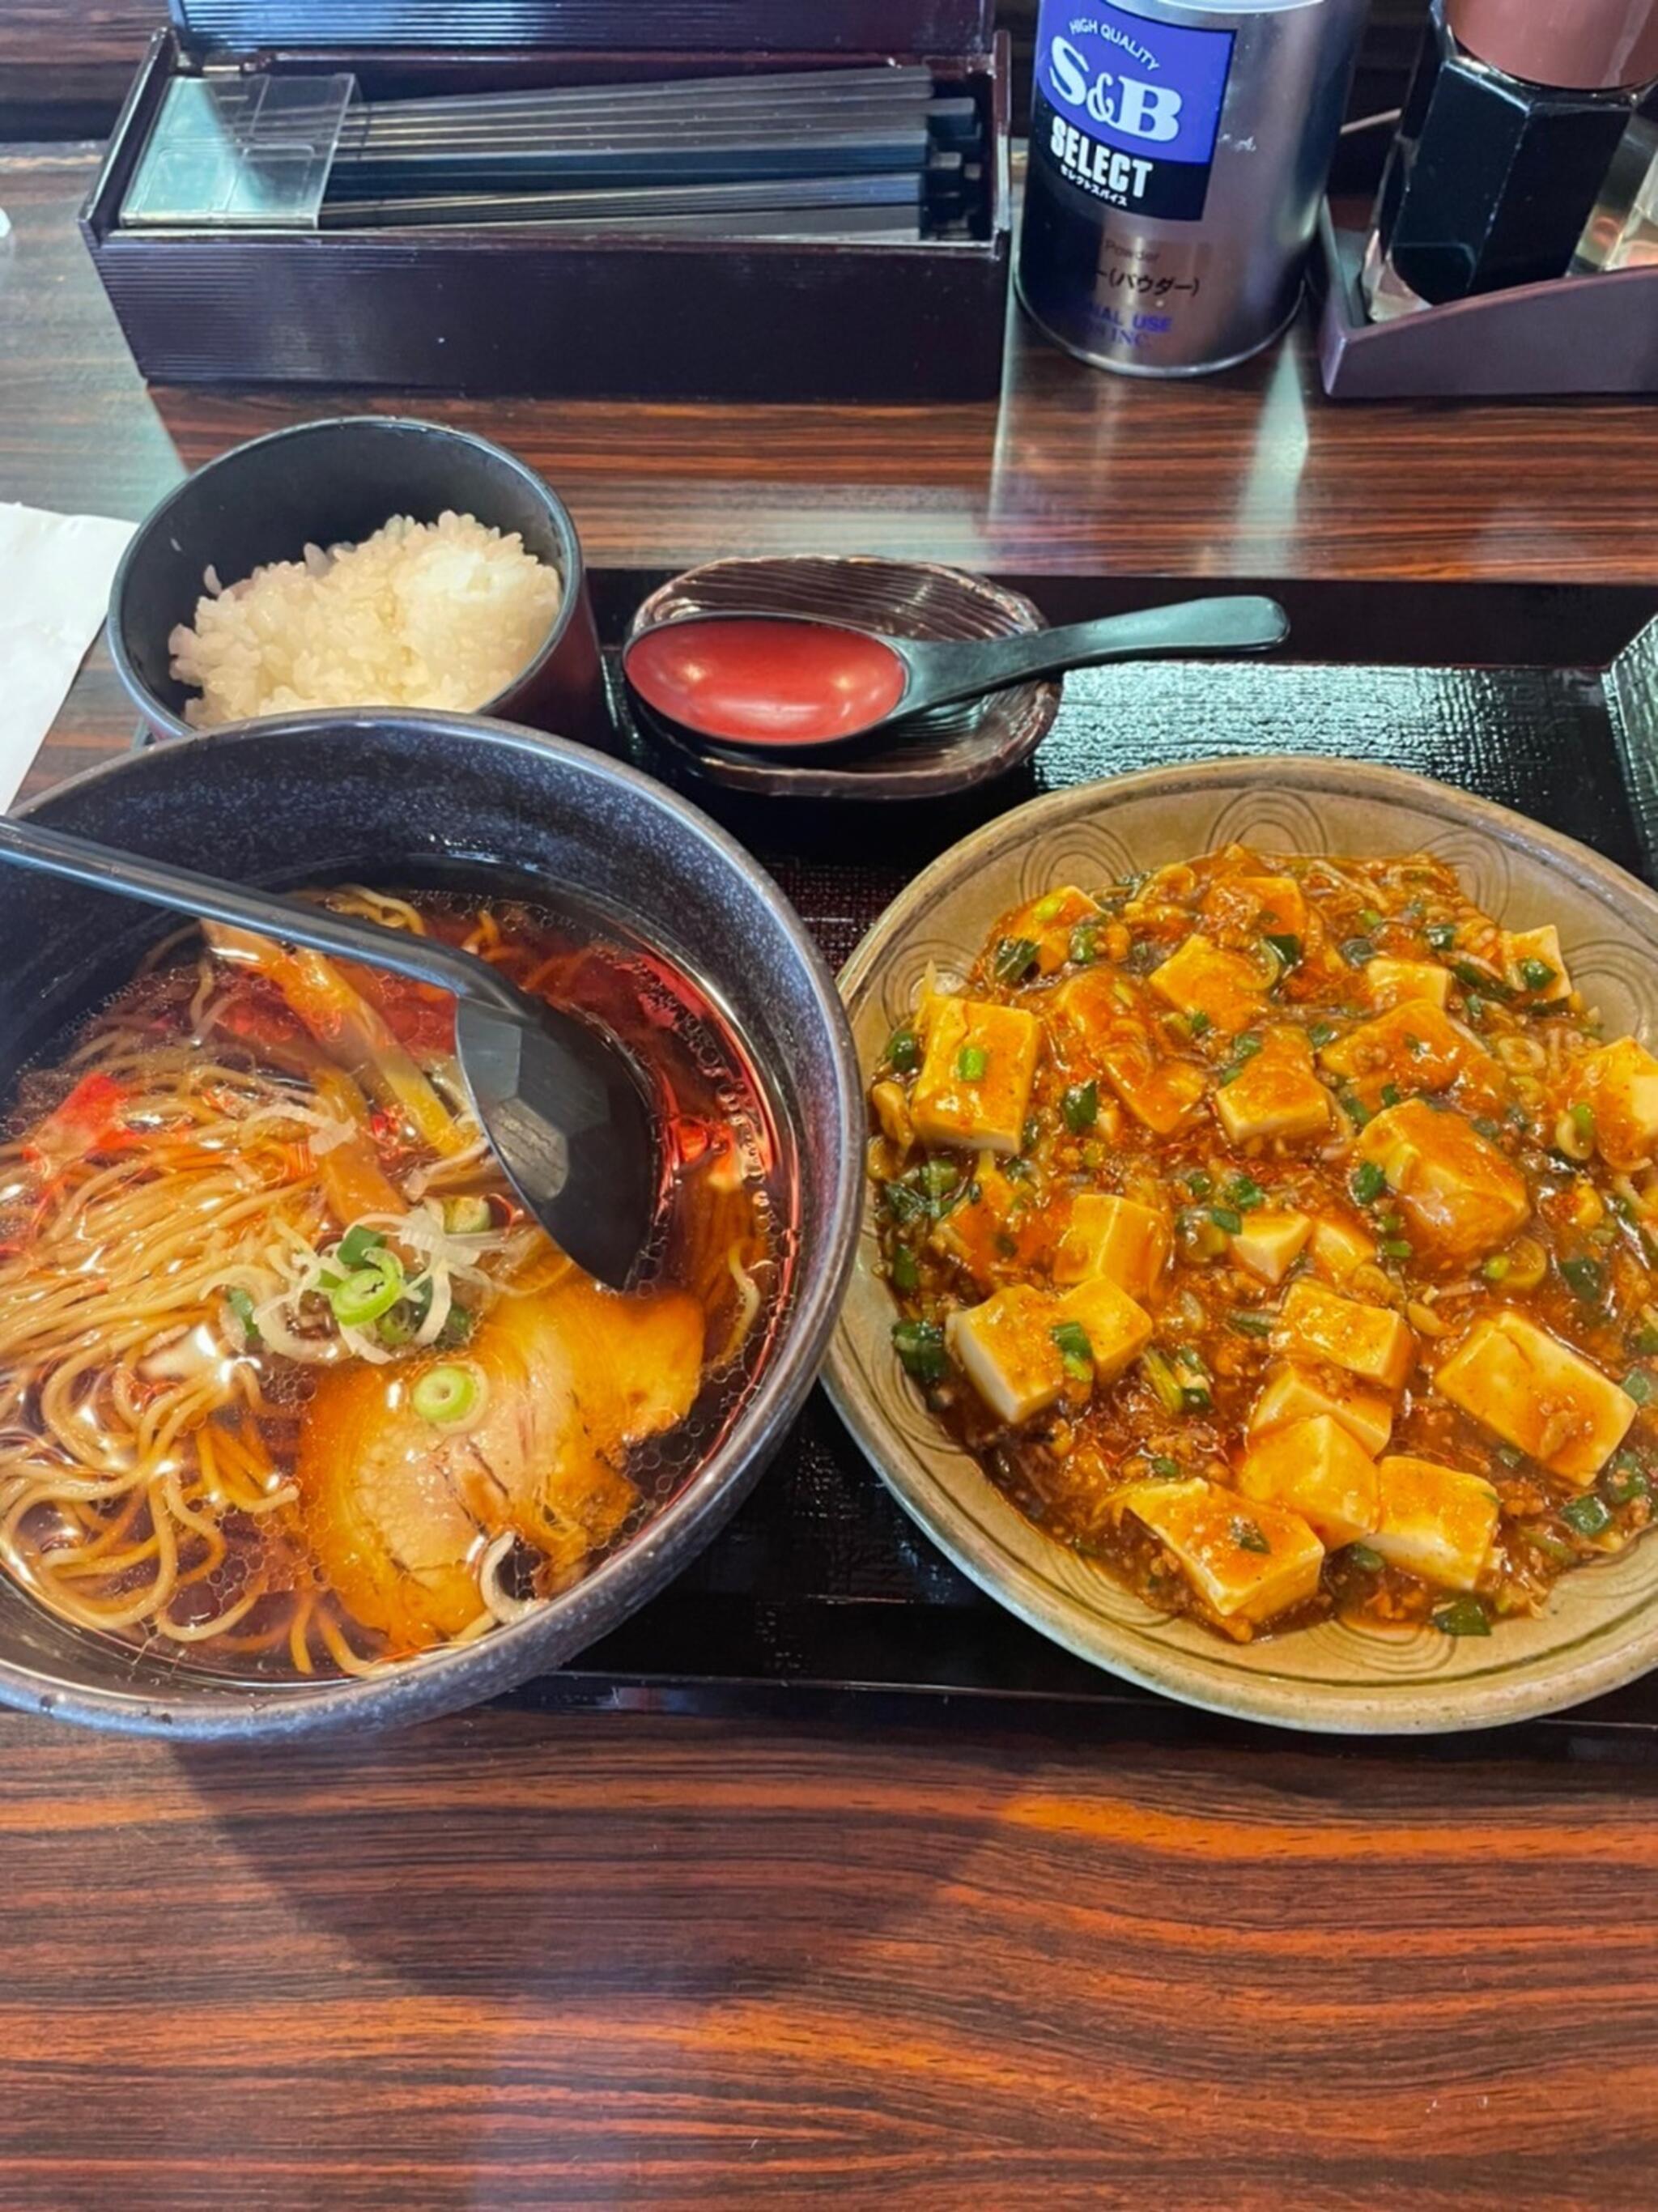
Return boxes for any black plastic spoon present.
[623,593,1291,756]
[0,818,659,1289]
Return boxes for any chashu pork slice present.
[296,1270,705,1650]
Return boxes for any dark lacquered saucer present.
[619,555,1063,802]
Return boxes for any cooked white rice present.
[168,510,563,729]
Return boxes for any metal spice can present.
[1018,0,1371,376]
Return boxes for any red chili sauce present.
[625,616,908,748]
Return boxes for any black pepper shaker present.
[1363,0,1658,319]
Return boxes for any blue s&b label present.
[1034,1,1235,222]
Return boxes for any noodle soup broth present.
[0,887,788,1683]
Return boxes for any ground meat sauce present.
[869,845,1658,1644]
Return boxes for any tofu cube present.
[911,997,1041,1158]
[1229,1207,1312,1286]
[1276,1278,1416,1393]
[1150,934,1267,1034]
[945,1285,1065,1427]
[1367,958,1451,1011]
[1118,1477,1324,1625]
[932,1162,1046,1290]
[1054,1192,1170,1300]
[1319,1000,1490,1096]
[1237,1414,1381,1549]
[1355,1100,1530,1266]
[1248,1361,1396,1458]
[1309,1210,1378,1286]
[1576,1037,1658,1172]
[999,885,1102,977]
[1505,924,1571,1001]
[1199,871,1309,948]
[1054,971,1207,1136]
[1371,1456,1500,1592]
[1213,1027,1333,1147]
[1435,1312,1637,1482]
[1056,1275,1154,1385]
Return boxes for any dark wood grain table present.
[6,140,1658,2209]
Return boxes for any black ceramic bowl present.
[0,715,861,1738]
[108,416,609,748]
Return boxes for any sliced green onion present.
[1571,1102,1596,1142]
[336,1223,387,1270]
[441,1194,494,1236]
[1141,1349,1186,1418]
[1052,1319,1094,1384]
[1062,1081,1099,1135]
[1431,1596,1490,1637]
[225,1286,260,1345]
[1472,1116,1504,1142]
[956,1045,988,1082]
[1308,1020,1338,1049]
[1188,1010,1211,1038]
[411,1362,485,1428]
[886,1027,921,1074]
[1185,1170,1214,1199]
[1626,1368,1656,1406]
[1358,907,1384,931]
[1630,1324,1658,1358]
[1561,1494,1612,1539]
[1149,1455,1181,1478]
[1262,932,1303,974]
[1604,1454,1651,1507]
[1560,1256,1605,1303]
[1382,1238,1414,1261]
[1482,1256,1511,1283]
[1209,1205,1244,1237]
[1350,1162,1386,1206]
[1069,923,1102,966]
[894,1319,950,1385]
[1227,1311,1273,1338]
[1231,1516,1270,1555]
[1450,959,1513,1001]
[883,1179,930,1229]
[1525,1525,1576,1567]
[993,937,1039,986]
[1380,1083,1403,1109]
[1425,923,1456,953]
[919,1159,960,1200]
[1233,1034,1265,1064]
[1346,1543,1384,1572]
[1517,957,1559,993]
[890,1245,920,1294]
[1032,893,1065,925]
[330,1256,405,1329]
[1226,1172,1266,1212]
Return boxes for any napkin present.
[0,502,138,807]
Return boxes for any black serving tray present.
[155,573,1658,1755]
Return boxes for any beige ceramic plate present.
[825,756,1658,1734]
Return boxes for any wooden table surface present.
[6,139,1658,2207]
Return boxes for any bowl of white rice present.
[109,416,608,747]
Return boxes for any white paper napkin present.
[0,502,138,807]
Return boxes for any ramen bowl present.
[108,415,610,748]
[0,713,861,1737]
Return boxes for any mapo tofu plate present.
[863,839,1658,1653]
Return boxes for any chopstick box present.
[79,0,1010,402]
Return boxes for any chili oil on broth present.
[0,886,786,1684]
[869,844,1658,1648]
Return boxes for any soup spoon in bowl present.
[0,817,659,1289]
[623,593,1291,756]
